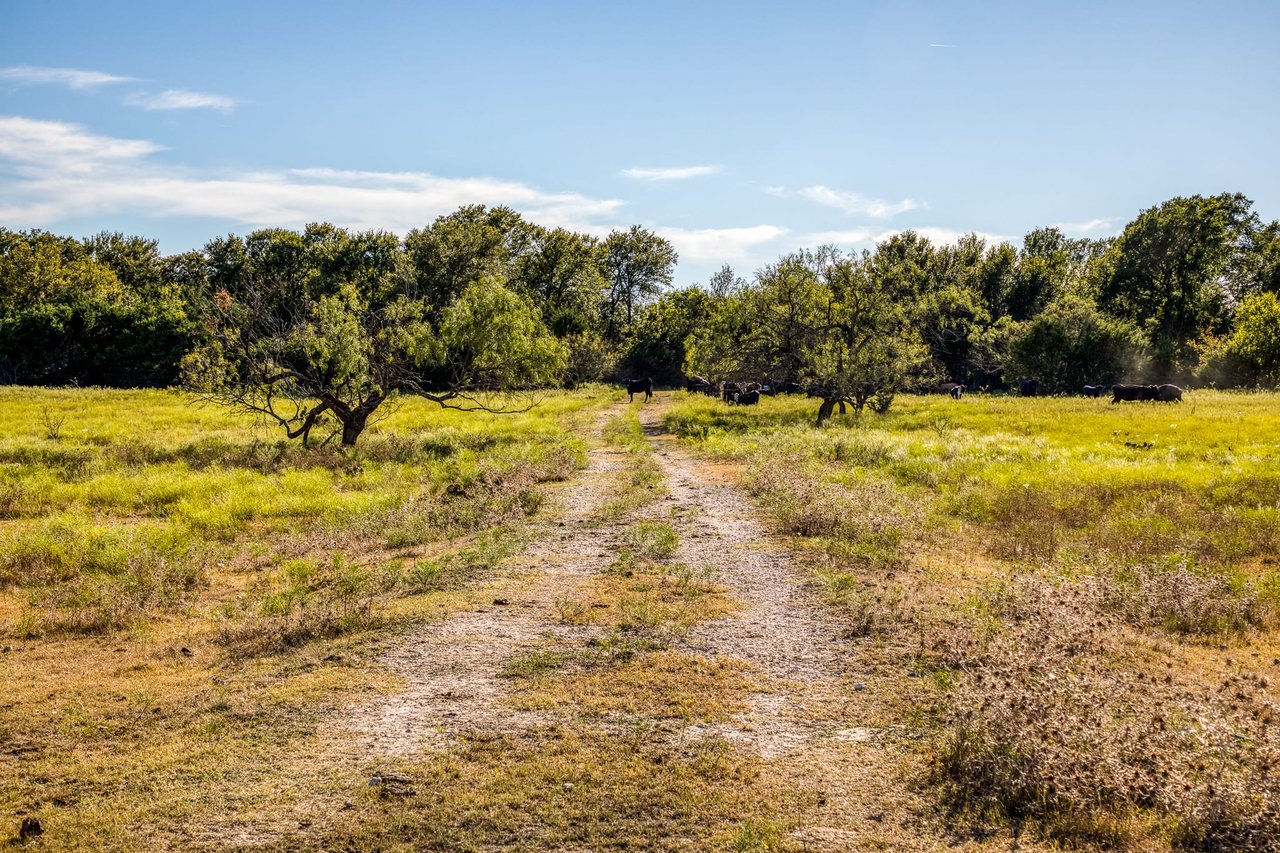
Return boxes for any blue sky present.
[2,0,1278,285]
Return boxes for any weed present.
[625,521,679,561]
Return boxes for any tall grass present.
[0,386,606,635]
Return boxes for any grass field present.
[665,389,1280,849]
[0,385,610,848]
[4,385,1279,850]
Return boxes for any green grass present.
[0,386,608,635]
[665,389,1280,575]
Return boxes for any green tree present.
[619,287,714,384]
[516,228,605,336]
[1097,193,1256,376]
[807,254,933,421]
[599,226,677,341]
[1208,292,1280,387]
[404,205,542,311]
[184,225,563,446]
[1009,294,1146,391]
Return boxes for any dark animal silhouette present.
[735,389,761,405]
[1019,379,1040,397]
[625,377,653,402]
[1156,383,1183,402]
[1111,383,1158,403]
[685,375,715,395]
[950,385,963,400]
[930,382,962,396]
[1082,384,1105,397]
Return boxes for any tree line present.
[1,193,1278,438]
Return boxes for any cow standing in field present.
[1156,384,1183,402]
[1019,379,1040,397]
[1082,385,1105,397]
[625,377,653,402]
[1111,384,1159,403]
[950,385,963,400]
[685,375,713,394]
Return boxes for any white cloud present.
[796,185,919,218]
[0,65,136,90]
[0,116,623,233]
[0,116,164,175]
[622,165,721,181]
[1053,218,1115,236]
[655,225,788,261]
[124,89,237,112]
[801,228,877,246]
[874,226,1012,247]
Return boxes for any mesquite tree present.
[183,226,564,446]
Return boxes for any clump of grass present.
[3,519,203,634]
[321,727,797,851]
[745,465,911,570]
[927,574,1280,849]
[624,521,679,561]
[401,528,525,594]
[217,553,395,656]
[1104,558,1278,635]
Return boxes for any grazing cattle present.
[1156,384,1183,402]
[930,382,962,396]
[685,375,713,394]
[1082,384,1105,398]
[780,381,804,395]
[736,389,760,405]
[1019,379,1040,397]
[950,385,963,400]
[1111,383,1158,403]
[625,377,653,402]
[722,382,744,403]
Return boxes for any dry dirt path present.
[330,397,985,850]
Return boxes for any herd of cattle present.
[1007,378,1185,403]
[624,375,1186,404]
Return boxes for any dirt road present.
[333,398,973,850]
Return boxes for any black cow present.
[722,382,744,403]
[685,375,713,394]
[1156,384,1183,402]
[1111,383,1158,403]
[1082,384,1105,398]
[1019,379,1040,397]
[736,389,760,405]
[950,385,963,400]
[625,377,653,402]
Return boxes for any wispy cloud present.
[655,225,788,261]
[0,64,136,90]
[622,165,722,182]
[929,43,956,48]
[0,116,622,233]
[875,226,1012,247]
[1053,218,1116,236]
[0,116,164,174]
[124,89,237,112]
[800,228,877,246]
[772,184,919,219]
